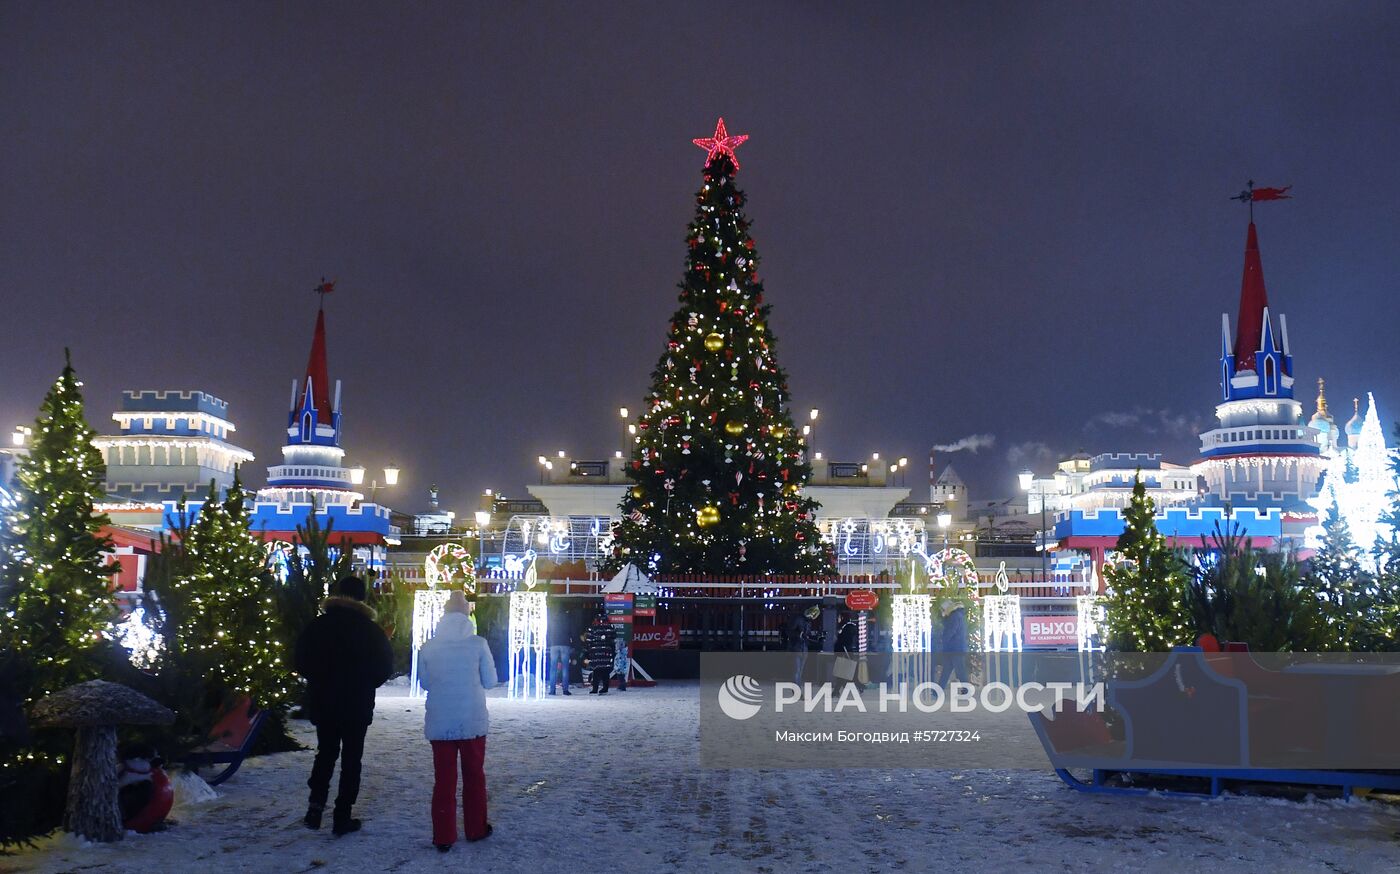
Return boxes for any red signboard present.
[1022,615,1078,647]
[845,590,879,611]
[632,624,680,649]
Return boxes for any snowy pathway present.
[10,683,1400,873]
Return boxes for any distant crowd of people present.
[784,600,970,690]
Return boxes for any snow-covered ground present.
[10,682,1400,873]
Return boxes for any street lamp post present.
[937,511,952,548]
[1019,469,1050,583]
[809,409,819,457]
[348,464,400,576]
[350,463,399,505]
[474,510,492,569]
[619,407,629,457]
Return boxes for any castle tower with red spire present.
[1194,221,1324,508]
[258,300,360,507]
[249,288,393,567]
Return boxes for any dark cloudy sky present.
[3,1,1399,514]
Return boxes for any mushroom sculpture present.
[31,680,175,842]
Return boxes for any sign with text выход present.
[1022,615,1077,647]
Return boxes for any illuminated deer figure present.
[508,557,549,699]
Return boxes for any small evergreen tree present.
[280,512,354,647]
[1186,523,1324,652]
[0,352,117,844]
[1358,432,1400,649]
[1101,474,1190,651]
[176,475,294,710]
[1306,500,1381,650]
[0,352,116,700]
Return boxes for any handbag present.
[834,656,858,681]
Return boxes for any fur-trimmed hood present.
[323,595,377,621]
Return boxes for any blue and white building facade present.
[94,390,254,502]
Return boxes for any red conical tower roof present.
[300,308,334,421]
[1232,222,1269,370]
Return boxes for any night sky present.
[3,2,1399,514]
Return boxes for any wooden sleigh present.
[1030,646,1400,799]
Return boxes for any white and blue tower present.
[1195,221,1325,509]
[257,299,361,508]
[252,288,392,564]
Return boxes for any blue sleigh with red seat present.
[183,699,269,786]
[1030,645,1400,799]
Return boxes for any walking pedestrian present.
[418,591,496,851]
[937,598,970,688]
[835,610,866,692]
[294,575,394,836]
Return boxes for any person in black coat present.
[294,575,394,836]
[582,614,617,694]
[835,611,866,692]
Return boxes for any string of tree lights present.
[603,119,834,576]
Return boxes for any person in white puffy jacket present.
[418,591,497,851]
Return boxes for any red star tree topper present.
[692,117,750,169]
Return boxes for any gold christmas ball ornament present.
[629,486,644,499]
[771,426,786,438]
[696,505,721,528]
[724,420,746,436]
[703,332,725,352]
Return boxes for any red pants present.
[430,737,488,844]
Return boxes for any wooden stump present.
[63,725,124,842]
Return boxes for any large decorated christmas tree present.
[605,120,832,576]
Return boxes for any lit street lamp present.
[350,464,400,505]
[808,409,819,457]
[937,511,952,548]
[347,463,401,577]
